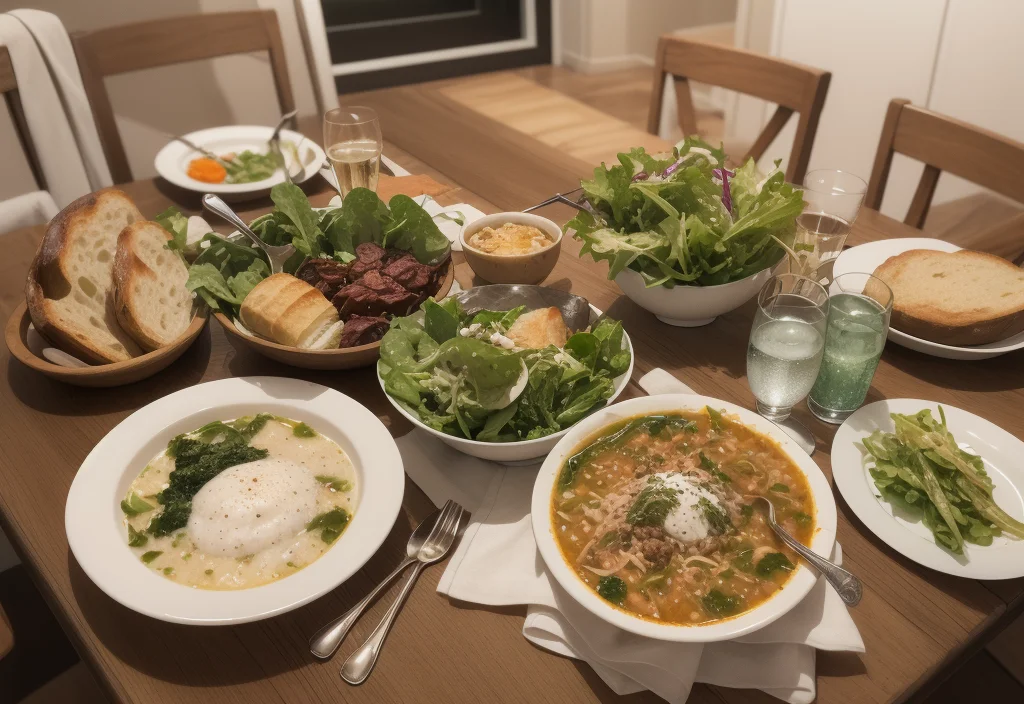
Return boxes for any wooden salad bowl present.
[5,302,208,388]
[213,260,455,370]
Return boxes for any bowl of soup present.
[461,212,562,285]
[530,394,836,642]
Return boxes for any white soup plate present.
[532,394,837,642]
[832,238,1024,360]
[154,125,326,201]
[65,376,405,625]
[831,398,1024,579]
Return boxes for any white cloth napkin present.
[399,368,863,704]
[1,11,113,206]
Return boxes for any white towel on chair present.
[0,190,58,234]
[0,10,112,206]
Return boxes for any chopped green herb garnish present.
[754,552,795,577]
[740,504,753,518]
[597,575,627,604]
[204,569,214,575]
[769,483,790,493]
[699,452,731,483]
[794,511,812,525]
[701,589,741,617]
[292,422,317,438]
[597,531,618,548]
[697,497,732,535]
[626,478,680,526]
[127,524,148,547]
[314,475,352,492]
[162,567,174,576]
[307,508,350,544]
[182,553,192,561]
[121,493,154,517]
[141,550,162,564]
[705,406,724,431]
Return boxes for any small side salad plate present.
[154,125,326,201]
[833,238,1024,360]
[831,398,1024,579]
[65,377,405,624]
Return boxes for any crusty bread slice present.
[25,189,144,364]
[239,273,339,348]
[113,221,192,351]
[507,307,569,349]
[867,249,1024,345]
[303,319,344,350]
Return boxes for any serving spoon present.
[201,194,295,274]
[754,496,863,606]
[309,507,443,660]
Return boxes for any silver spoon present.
[201,194,295,274]
[754,496,862,606]
[341,500,464,685]
[309,507,442,660]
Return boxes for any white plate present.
[831,399,1024,579]
[154,125,326,201]
[378,305,634,464]
[833,238,1024,360]
[65,377,405,625]
[532,394,837,642]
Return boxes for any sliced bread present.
[239,273,340,348]
[507,307,569,349]
[867,249,1024,345]
[113,221,192,350]
[26,189,144,364]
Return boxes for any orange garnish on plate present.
[187,157,227,184]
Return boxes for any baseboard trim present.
[560,50,654,73]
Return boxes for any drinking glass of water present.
[808,272,893,424]
[746,274,830,422]
[323,106,382,199]
[791,170,866,279]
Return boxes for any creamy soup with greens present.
[123,415,356,590]
[553,408,814,625]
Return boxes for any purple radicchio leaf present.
[631,171,648,182]
[713,168,735,215]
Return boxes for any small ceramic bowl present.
[460,212,562,285]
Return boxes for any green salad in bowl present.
[377,292,633,462]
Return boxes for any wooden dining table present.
[2,77,1023,704]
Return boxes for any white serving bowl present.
[615,266,773,327]
[531,394,837,642]
[65,377,405,625]
[379,306,634,465]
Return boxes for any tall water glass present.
[323,106,382,199]
[746,274,830,422]
[808,272,893,423]
[791,170,866,279]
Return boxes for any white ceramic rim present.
[531,394,837,642]
[378,305,633,452]
[832,238,1024,357]
[831,398,1024,579]
[154,126,326,195]
[65,376,405,625]
[459,211,564,259]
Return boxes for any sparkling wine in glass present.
[323,107,382,199]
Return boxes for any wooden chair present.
[866,98,1024,230]
[0,45,46,190]
[647,35,831,184]
[72,10,296,184]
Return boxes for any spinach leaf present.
[697,497,732,535]
[383,195,452,265]
[596,575,627,605]
[326,187,390,254]
[423,298,460,343]
[270,182,322,257]
[127,524,148,547]
[754,552,795,577]
[626,478,680,526]
[292,422,317,438]
[315,475,352,492]
[307,508,350,544]
[701,589,742,617]
[769,483,789,493]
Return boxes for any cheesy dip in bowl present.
[461,212,562,285]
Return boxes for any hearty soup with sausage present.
[552,408,815,625]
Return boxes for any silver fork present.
[201,193,295,274]
[269,109,300,184]
[340,500,464,685]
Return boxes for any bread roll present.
[507,307,569,349]
[239,273,340,348]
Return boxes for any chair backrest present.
[0,46,45,190]
[72,10,295,184]
[866,98,1024,229]
[647,36,830,184]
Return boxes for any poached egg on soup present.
[122,415,356,590]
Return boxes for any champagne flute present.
[323,106,382,199]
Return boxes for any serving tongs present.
[522,187,589,214]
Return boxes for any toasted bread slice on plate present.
[507,307,569,349]
[867,249,1024,346]
[26,189,144,364]
[114,221,192,351]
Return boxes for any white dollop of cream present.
[187,458,319,558]
[651,472,725,543]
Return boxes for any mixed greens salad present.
[569,137,805,288]
[864,407,1024,555]
[377,298,631,442]
[156,184,450,317]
